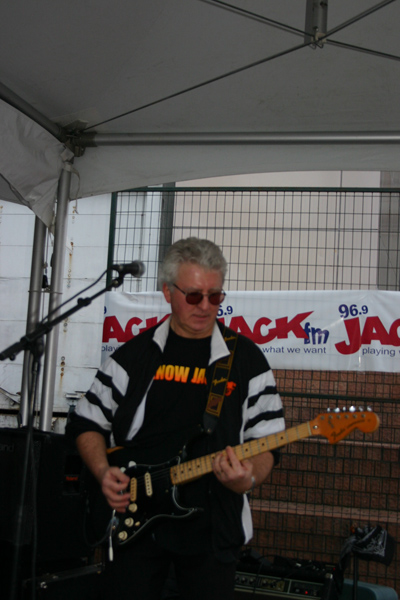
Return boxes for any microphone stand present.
[0,272,126,362]
[0,271,127,600]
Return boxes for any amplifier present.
[235,570,336,599]
[234,555,340,600]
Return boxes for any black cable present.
[83,40,311,131]
[326,38,400,63]
[9,357,41,600]
[200,0,397,44]
[29,427,38,600]
[198,0,306,37]
[41,269,107,324]
[321,0,396,40]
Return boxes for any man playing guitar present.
[67,237,285,600]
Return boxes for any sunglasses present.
[173,284,226,306]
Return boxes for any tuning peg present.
[349,406,356,412]
[366,406,373,412]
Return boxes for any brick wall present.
[247,370,400,593]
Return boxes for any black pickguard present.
[88,450,202,547]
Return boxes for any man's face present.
[162,262,223,339]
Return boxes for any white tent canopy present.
[1,0,400,224]
[1,0,400,427]
[0,100,73,226]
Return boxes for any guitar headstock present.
[310,408,380,444]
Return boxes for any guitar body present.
[89,449,202,547]
[85,409,379,549]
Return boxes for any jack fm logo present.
[103,312,400,357]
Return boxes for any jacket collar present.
[153,317,230,366]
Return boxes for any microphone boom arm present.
[0,270,126,362]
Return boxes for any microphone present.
[111,261,146,278]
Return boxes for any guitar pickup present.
[130,477,137,502]
[144,472,153,497]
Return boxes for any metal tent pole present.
[0,82,65,141]
[39,164,71,431]
[77,131,400,147]
[19,216,47,426]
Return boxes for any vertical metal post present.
[106,192,118,288]
[304,0,328,45]
[379,172,400,290]
[157,184,175,290]
[19,216,47,426]
[39,164,71,431]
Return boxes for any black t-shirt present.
[129,328,211,463]
[130,329,215,554]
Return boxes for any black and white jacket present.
[67,317,285,557]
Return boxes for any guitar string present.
[119,416,375,498]
[122,439,276,489]
[124,431,304,488]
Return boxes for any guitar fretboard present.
[170,422,312,485]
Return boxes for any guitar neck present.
[170,421,312,486]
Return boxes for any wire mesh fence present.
[110,186,400,591]
[110,187,400,293]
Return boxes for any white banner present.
[102,290,400,373]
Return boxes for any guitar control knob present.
[124,518,134,527]
[118,531,128,541]
[129,503,138,513]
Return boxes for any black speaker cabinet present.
[0,427,92,562]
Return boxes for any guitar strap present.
[203,327,238,434]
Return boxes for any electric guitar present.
[89,409,379,547]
